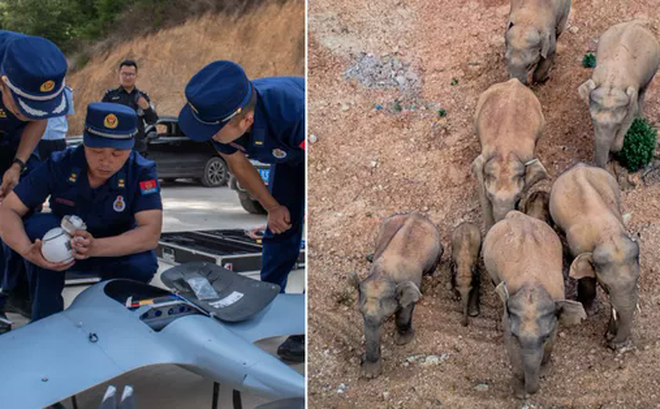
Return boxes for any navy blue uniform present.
[0,31,45,311]
[7,145,162,320]
[213,77,305,291]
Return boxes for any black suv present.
[66,116,230,187]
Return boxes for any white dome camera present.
[41,216,87,264]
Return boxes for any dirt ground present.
[308,0,660,407]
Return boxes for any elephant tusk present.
[637,303,642,314]
[612,307,618,321]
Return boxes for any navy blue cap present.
[1,34,69,119]
[178,60,252,142]
[83,102,137,150]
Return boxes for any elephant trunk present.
[364,321,381,362]
[460,289,470,327]
[610,290,638,346]
[492,200,516,223]
[508,66,528,85]
[594,124,616,168]
[522,347,544,394]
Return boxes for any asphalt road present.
[6,181,305,409]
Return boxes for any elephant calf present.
[451,222,481,326]
[349,212,443,378]
[484,211,586,396]
[550,163,640,349]
[473,78,549,231]
[523,191,551,225]
[505,0,571,84]
[578,21,660,168]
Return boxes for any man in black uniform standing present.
[101,60,158,157]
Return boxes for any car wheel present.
[239,192,267,215]
[201,156,229,187]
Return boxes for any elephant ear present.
[540,31,555,59]
[524,159,549,188]
[495,281,509,304]
[569,253,596,279]
[556,299,587,326]
[348,271,361,290]
[396,281,421,308]
[578,79,596,105]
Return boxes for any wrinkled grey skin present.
[484,212,586,396]
[500,285,558,396]
[577,21,660,168]
[349,212,443,378]
[505,0,571,84]
[473,79,549,231]
[550,163,641,348]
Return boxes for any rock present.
[337,383,346,394]
[341,103,350,112]
[370,160,379,168]
[569,26,579,34]
[309,134,318,144]
[383,391,390,401]
[422,355,441,366]
[475,383,489,392]
[559,331,566,338]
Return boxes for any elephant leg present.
[468,285,480,317]
[577,277,598,316]
[394,304,415,345]
[533,54,554,84]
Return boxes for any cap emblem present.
[40,80,55,93]
[104,114,119,129]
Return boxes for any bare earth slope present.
[308,0,660,407]
[67,0,304,135]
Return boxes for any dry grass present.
[67,0,304,135]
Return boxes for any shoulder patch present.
[139,179,159,195]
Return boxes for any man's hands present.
[22,239,74,271]
[0,163,21,200]
[136,95,150,110]
[267,204,292,234]
[70,229,96,260]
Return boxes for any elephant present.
[349,211,443,379]
[472,78,549,231]
[484,211,586,396]
[550,163,640,349]
[523,190,551,225]
[577,21,660,168]
[505,0,571,84]
[451,222,481,326]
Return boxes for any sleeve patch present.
[139,179,159,195]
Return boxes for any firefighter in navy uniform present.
[179,60,305,362]
[102,60,158,157]
[0,30,70,332]
[0,102,163,322]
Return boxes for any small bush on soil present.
[450,78,458,86]
[438,109,447,117]
[616,118,657,172]
[582,53,596,68]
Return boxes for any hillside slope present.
[67,0,304,135]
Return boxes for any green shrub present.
[438,108,447,117]
[582,53,596,68]
[616,118,657,171]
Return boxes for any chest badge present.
[68,172,78,183]
[272,148,287,159]
[113,195,126,212]
[0,109,6,118]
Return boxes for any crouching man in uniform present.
[0,102,163,321]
